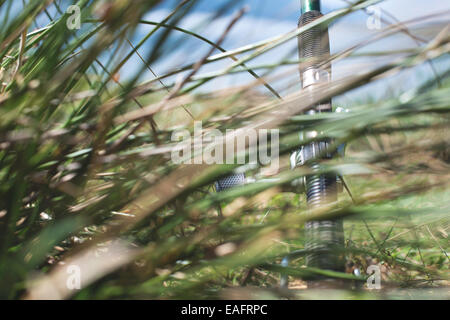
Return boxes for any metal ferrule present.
[301,0,321,14]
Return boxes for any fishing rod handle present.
[297,2,346,273]
[298,10,331,93]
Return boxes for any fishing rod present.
[282,0,345,287]
[216,0,345,286]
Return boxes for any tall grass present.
[0,0,448,299]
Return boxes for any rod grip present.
[298,11,330,79]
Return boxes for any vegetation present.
[0,0,448,299]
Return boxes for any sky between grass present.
[4,0,450,103]
[132,0,450,103]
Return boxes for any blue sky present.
[3,0,450,104]
[131,0,449,104]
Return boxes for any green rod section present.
[301,0,321,13]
